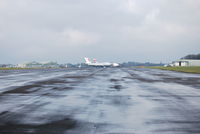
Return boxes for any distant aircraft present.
[84,57,119,67]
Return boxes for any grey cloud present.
[0,0,200,64]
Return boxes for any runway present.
[0,68,200,134]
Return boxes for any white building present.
[172,59,200,66]
[17,63,26,68]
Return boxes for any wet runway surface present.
[0,68,200,134]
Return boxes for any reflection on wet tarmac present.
[0,68,200,134]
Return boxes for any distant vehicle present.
[164,64,174,67]
[84,57,119,67]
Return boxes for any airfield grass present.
[148,66,200,74]
[0,68,29,70]
[0,67,61,70]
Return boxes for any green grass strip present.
[147,66,200,74]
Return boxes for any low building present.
[0,64,16,68]
[17,61,60,68]
[17,63,26,68]
[25,61,42,68]
[172,59,200,66]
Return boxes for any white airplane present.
[84,57,119,67]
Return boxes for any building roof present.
[175,59,200,62]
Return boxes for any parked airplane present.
[84,57,119,67]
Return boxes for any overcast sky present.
[0,0,200,64]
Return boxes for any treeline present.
[182,53,200,59]
[121,62,164,67]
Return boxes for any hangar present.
[172,59,200,66]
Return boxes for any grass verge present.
[147,66,200,74]
[0,67,62,70]
[0,68,30,70]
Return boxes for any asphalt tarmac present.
[0,68,200,134]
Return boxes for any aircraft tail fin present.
[93,59,97,63]
[84,57,91,64]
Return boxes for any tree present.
[182,53,200,59]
